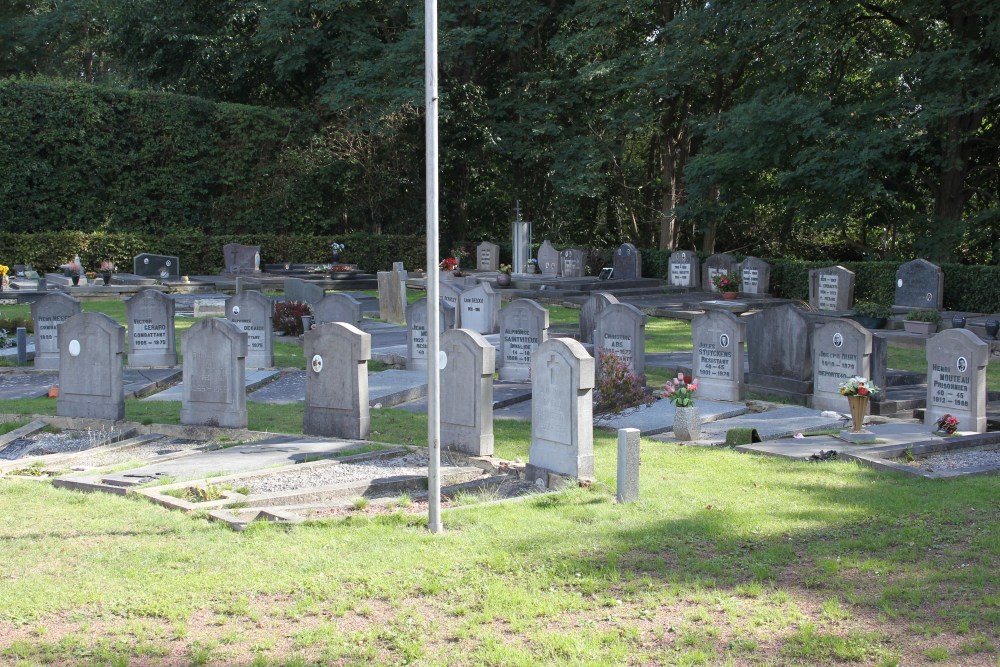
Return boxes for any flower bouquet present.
[440,257,459,272]
[711,271,741,298]
[837,376,880,397]
[662,373,698,407]
[935,414,959,435]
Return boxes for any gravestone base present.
[443,429,494,457]
[527,443,594,482]
[523,464,579,490]
[57,396,124,422]
[840,429,876,443]
[747,374,812,405]
[304,409,368,440]
[181,404,248,429]
[128,352,176,368]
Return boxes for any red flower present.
[858,387,868,396]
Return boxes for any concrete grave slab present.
[696,406,846,443]
[143,369,277,402]
[600,399,747,435]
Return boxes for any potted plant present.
[903,308,941,335]
[711,271,741,299]
[837,376,880,433]
[0,264,8,291]
[850,301,891,329]
[934,413,959,436]
[497,263,512,287]
[99,260,115,286]
[528,258,540,274]
[85,271,97,285]
[663,373,700,440]
[62,261,81,285]
[331,242,345,263]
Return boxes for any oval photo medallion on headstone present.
[311,354,323,373]
[439,350,448,369]
[958,356,968,373]
[833,333,843,348]
[68,339,81,356]
[232,306,240,315]
[144,258,150,265]
[719,333,730,348]
[897,278,903,287]
[926,292,933,302]
[166,260,172,267]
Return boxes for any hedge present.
[0,232,427,276]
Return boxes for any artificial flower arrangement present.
[662,373,698,407]
[331,242,345,254]
[61,260,82,275]
[837,376,881,397]
[711,271,741,293]
[499,263,513,275]
[935,414,959,435]
[0,264,8,288]
[440,257,459,271]
[100,260,115,271]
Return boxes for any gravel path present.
[243,451,465,495]
[904,448,1000,472]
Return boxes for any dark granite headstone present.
[613,243,642,280]
[746,303,815,403]
[133,254,180,279]
[895,259,943,309]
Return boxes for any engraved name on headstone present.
[126,288,177,367]
[226,290,273,369]
[498,299,549,381]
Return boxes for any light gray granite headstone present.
[809,266,855,311]
[530,337,594,480]
[31,292,81,370]
[459,283,500,334]
[304,322,371,439]
[222,243,261,275]
[613,243,642,280]
[537,241,560,276]
[594,302,647,381]
[560,248,587,278]
[476,242,500,272]
[702,253,737,293]
[180,318,247,428]
[579,292,618,344]
[441,328,495,456]
[668,251,700,289]
[439,281,465,322]
[739,256,771,295]
[377,268,407,325]
[746,303,814,402]
[226,290,274,369]
[692,309,746,401]
[126,288,177,367]
[133,253,180,279]
[406,298,457,371]
[499,299,549,381]
[925,328,988,433]
[56,312,125,421]
[284,278,325,307]
[895,258,943,309]
[313,293,363,329]
[812,318,872,412]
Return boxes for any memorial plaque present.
[57,312,125,420]
[560,249,587,278]
[459,283,500,334]
[702,253,737,293]
[739,257,770,295]
[613,243,642,280]
[406,298,456,371]
[133,253,180,279]
[222,243,261,275]
[668,251,700,289]
[895,258,943,309]
[746,303,814,403]
[476,242,500,272]
[441,329,495,456]
[313,293,363,328]
[580,292,618,345]
[304,322,371,439]
[691,310,745,401]
[537,240,560,276]
[180,318,247,428]
[593,303,647,380]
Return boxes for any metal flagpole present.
[425,0,443,534]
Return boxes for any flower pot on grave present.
[496,273,511,287]
[846,395,870,433]
[902,320,937,335]
[101,271,112,286]
[985,319,1000,341]
[673,405,701,441]
[332,253,341,263]
[952,315,966,329]
[721,291,738,301]
[850,315,887,330]
[71,275,79,286]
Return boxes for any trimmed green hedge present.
[641,249,1000,314]
[0,232,426,275]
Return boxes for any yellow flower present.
[0,265,8,277]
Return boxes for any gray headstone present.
[441,328,495,455]
[56,312,125,421]
[746,303,814,402]
[613,243,642,280]
[530,337,594,480]
[16,327,27,365]
[512,221,532,275]
[691,310,746,401]
[895,258,943,309]
[222,243,261,275]
[538,241,560,276]
[406,298,457,371]
[702,253,737,293]
[476,242,500,272]
[616,428,640,503]
[560,248,587,278]
[439,281,465,320]
[925,328,988,433]
[126,288,177,367]
[668,251,700,289]
[459,283,500,334]
[594,303,647,381]
[284,278,325,307]
[226,290,274,369]
[579,292,618,345]
[180,318,247,428]
[809,266,855,311]
[133,253,180,279]
[377,269,407,325]
[31,292,81,370]
[811,319,872,412]
[739,256,771,295]
[304,322,371,439]
[313,293,363,329]
[499,299,550,381]
[869,335,888,402]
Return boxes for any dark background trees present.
[0,0,996,260]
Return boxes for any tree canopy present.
[1,0,997,260]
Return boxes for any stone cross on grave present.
[546,353,559,383]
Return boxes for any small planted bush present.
[271,300,312,336]
[594,350,652,416]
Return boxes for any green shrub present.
[906,309,942,323]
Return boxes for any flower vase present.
[101,271,112,286]
[496,273,511,287]
[673,405,701,441]
[721,291,738,301]
[332,253,341,264]
[440,270,453,282]
[846,395,869,432]
[71,275,79,286]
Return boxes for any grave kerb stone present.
[616,428,640,503]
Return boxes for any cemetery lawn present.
[3,422,1000,666]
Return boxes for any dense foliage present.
[0,1,996,260]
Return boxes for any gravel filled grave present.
[0,428,128,460]
[902,447,1000,473]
